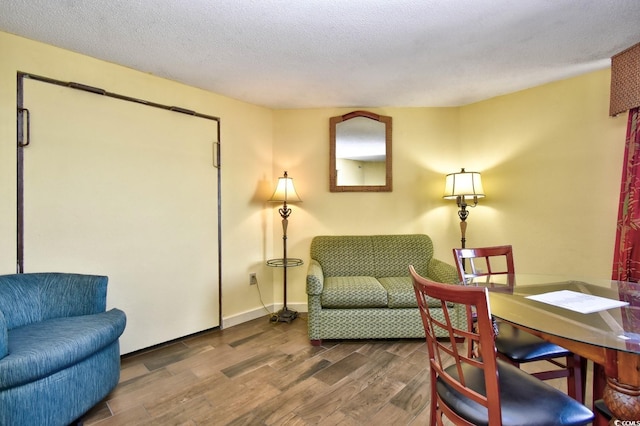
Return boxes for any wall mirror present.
[329,110,392,192]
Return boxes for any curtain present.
[613,107,640,281]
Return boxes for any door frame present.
[15,71,223,329]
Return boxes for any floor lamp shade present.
[269,172,302,204]
[443,168,485,200]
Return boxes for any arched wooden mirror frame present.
[329,110,392,192]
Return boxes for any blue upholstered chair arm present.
[0,272,124,426]
[0,310,7,359]
[0,273,108,330]
[306,260,325,295]
[38,273,108,319]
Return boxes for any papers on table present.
[525,290,629,314]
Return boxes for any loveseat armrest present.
[306,259,325,295]
[427,258,459,284]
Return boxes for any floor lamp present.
[443,168,485,269]
[268,171,303,323]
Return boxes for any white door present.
[20,78,220,354]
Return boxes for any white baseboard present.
[222,302,308,329]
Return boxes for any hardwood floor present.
[81,313,585,425]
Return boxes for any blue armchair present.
[0,273,126,426]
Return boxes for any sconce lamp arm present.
[456,195,480,222]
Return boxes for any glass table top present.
[465,274,640,354]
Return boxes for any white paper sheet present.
[525,290,629,314]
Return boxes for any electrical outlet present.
[249,273,258,285]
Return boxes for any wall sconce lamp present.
[443,168,485,249]
[267,171,303,323]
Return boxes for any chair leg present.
[430,378,439,426]
[566,354,585,404]
[592,362,606,404]
[593,410,610,426]
[580,356,587,402]
[593,398,613,426]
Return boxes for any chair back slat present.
[453,245,515,286]
[410,265,502,425]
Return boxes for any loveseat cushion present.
[378,277,443,308]
[0,308,126,390]
[371,235,433,277]
[321,276,388,308]
[310,236,376,277]
[378,277,418,308]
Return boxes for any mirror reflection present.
[330,111,392,192]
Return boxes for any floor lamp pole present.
[457,195,469,249]
[458,195,469,271]
[266,200,302,323]
[281,213,290,313]
[267,171,303,323]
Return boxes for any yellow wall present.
[274,71,627,308]
[272,107,461,304]
[0,31,629,351]
[458,70,626,276]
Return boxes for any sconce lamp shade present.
[269,171,302,203]
[443,168,485,200]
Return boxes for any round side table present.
[266,257,304,323]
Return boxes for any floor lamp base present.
[271,307,298,324]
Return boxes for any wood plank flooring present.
[81,313,585,425]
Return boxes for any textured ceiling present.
[1,1,640,109]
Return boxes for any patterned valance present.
[610,42,640,116]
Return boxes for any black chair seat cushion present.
[437,359,594,426]
[495,321,571,362]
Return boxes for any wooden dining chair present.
[453,245,586,403]
[409,265,594,426]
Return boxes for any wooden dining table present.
[466,274,640,421]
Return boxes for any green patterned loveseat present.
[306,234,465,345]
